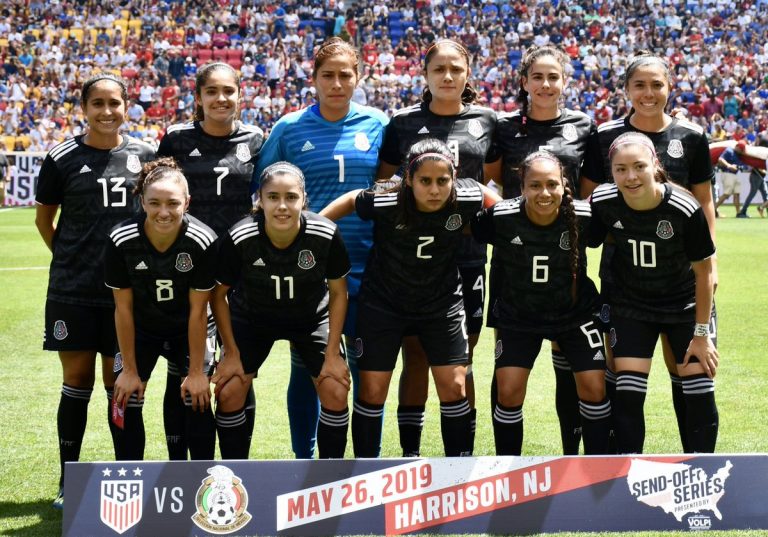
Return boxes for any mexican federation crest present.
[667,139,684,159]
[192,465,252,535]
[175,252,193,272]
[562,123,578,142]
[656,220,674,239]
[100,479,143,534]
[236,143,251,162]
[126,154,142,174]
[298,249,316,269]
[445,214,463,231]
[53,320,68,340]
[467,118,483,138]
[559,230,571,250]
[355,131,371,151]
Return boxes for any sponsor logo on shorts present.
[609,328,617,348]
[445,214,463,231]
[298,249,316,270]
[468,119,483,138]
[126,154,142,174]
[600,304,611,323]
[100,470,143,534]
[192,465,252,534]
[494,339,503,360]
[667,139,684,159]
[113,352,123,373]
[354,337,364,357]
[236,143,251,163]
[355,132,371,151]
[559,230,571,250]
[53,320,68,340]
[562,123,578,142]
[176,253,193,272]
[657,220,674,239]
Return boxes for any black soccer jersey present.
[157,121,264,237]
[379,103,499,266]
[104,214,217,337]
[596,116,715,189]
[217,211,350,326]
[356,178,483,317]
[36,135,155,307]
[496,108,604,199]
[589,183,715,323]
[473,198,599,332]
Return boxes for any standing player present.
[211,162,351,459]
[596,52,717,453]
[322,139,500,457]
[35,73,155,507]
[253,37,388,459]
[158,62,264,460]
[590,132,718,453]
[473,151,610,455]
[107,159,217,460]
[494,45,604,455]
[376,38,500,457]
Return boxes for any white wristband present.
[693,323,710,337]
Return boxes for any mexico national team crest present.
[494,339,503,360]
[355,132,371,151]
[445,214,463,231]
[562,123,578,142]
[467,118,483,138]
[559,230,571,250]
[667,139,684,159]
[53,320,68,340]
[236,143,251,162]
[100,478,143,534]
[192,465,252,534]
[126,154,142,174]
[656,220,674,239]
[298,249,316,269]
[175,252,193,272]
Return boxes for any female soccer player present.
[596,52,717,453]
[35,73,155,507]
[322,138,499,457]
[376,38,499,457]
[494,45,604,455]
[211,162,351,459]
[473,151,610,455]
[254,37,388,459]
[158,62,264,460]
[590,132,718,454]
[107,158,217,461]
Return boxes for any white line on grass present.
[0,266,47,271]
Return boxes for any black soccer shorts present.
[609,315,698,365]
[44,299,116,356]
[459,264,486,336]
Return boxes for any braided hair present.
[422,39,478,105]
[520,150,580,304]
[516,45,569,135]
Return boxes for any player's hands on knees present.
[114,370,143,406]
[683,337,719,378]
[318,350,351,390]
[181,371,211,412]
[211,347,245,395]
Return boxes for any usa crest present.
[298,249,316,269]
[354,132,371,151]
[467,118,483,138]
[667,139,684,159]
[559,231,571,250]
[175,252,193,272]
[562,123,578,142]
[445,214,463,231]
[656,220,674,239]
[53,320,68,340]
[100,479,143,534]
[126,154,142,173]
[236,143,251,162]
[192,465,252,535]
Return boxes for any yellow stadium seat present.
[128,19,142,35]
[89,28,98,43]
[2,136,15,152]
[69,28,84,44]
[121,9,130,20]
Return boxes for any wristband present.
[693,323,710,337]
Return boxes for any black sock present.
[105,388,120,459]
[469,408,477,455]
[440,398,472,457]
[614,371,648,454]
[318,406,349,459]
[58,384,92,487]
[244,384,256,452]
[215,407,250,459]
[605,368,617,454]
[553,352,581,455]
[492,403,523,455]
[185,394,216,460]
[163,367,187,460]
[579,398,612,455]
[682,375,718,453]
[397,405,425,457]
[670,374,690,453]
[352,399,384,458]
[115,394,145,461]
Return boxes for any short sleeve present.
[580,123,606,184]
[215,234,242,287]
[103,240,131,290]
[684,208,716,261]
[326,229,351,280]
[689,133,715,185]
[191,239,219,291]
[378,120,404,166]
[252,119,287,190]
[471,206,495,244]
[354,189,376,221]
[34,155,64,205]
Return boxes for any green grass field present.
[1,206,767,536]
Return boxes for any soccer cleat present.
[52,488,64,510]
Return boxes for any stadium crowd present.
[1,0,768,153]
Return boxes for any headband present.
[608,132,658,160]
[407,152,455,174]
[262,162,305,183]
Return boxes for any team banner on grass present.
[63,455,767,536]
[3,151,45,206]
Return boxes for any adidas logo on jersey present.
[472,307,483,318]
[79,164,91,174]
[515,132,526,138]
[301,140,315,152]
[189,148,201,157]
[135,261,148,270]
[613,221,624,229]
[418,126,430,134]
[510,236,523,245]
[593,350,605,361]
[253,258,266,266]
